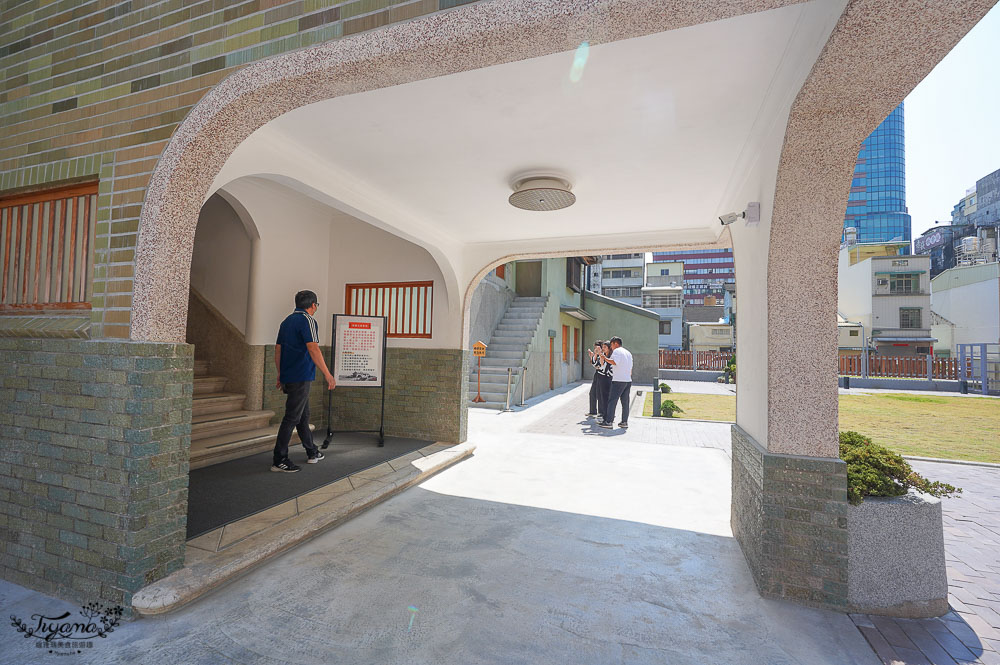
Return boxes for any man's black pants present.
[273,381,320,464]
[603,380,632,425]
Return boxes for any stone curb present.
[132,443,476,616]
[903,455,1000,469]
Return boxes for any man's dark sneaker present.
[271,459,300,473]
[618,422,629,429]
[598,421,613,429]
[307,452,325,464]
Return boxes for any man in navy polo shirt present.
[272,290,336,473]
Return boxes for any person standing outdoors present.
[586,340,603,417]
[272,290,336,472]
[599,336,633,430]
[596,340,613,419]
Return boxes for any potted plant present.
[841,431,960,618]
[659,382,671,393]
[659,400,683,418]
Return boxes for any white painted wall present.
[838,249,874,332]
[219,177,459,349]
[223,178,332,346]
[325,207,457,349]
[190,194,252,333]
[932,278,1000,348]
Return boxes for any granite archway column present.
[729,0,997,610]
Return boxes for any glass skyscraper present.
[843,103,911,245]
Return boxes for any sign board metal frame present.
[323,314,388,447]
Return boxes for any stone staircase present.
[189,359,312,469]
[468,295,547,410]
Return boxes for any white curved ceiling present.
[213,0,844,251]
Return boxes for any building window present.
[345,280,433,338]
[604,287,641,298]
[711,328,729,336]
[889,273,919,294]
[849,330,859,337]
[562,325,569,362]
[660,268,670,275]
[566,258,583,293]
[603,269,639,279]
[494,264,505,279]
[659,321,671,335]
[0,182,98,309]
[899,307,921,329]
[642,293,683,308]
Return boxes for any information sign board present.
[333,315,386,387]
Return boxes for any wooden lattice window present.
[345,280,433,338]
[0,183,98,310]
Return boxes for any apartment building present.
[589,253,645,306]
[839,243,935,356]
[641,260,684,349]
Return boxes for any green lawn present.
[642,391,1000,464]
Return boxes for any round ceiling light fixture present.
[508,175,576,212]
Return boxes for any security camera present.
[719,211,744,226]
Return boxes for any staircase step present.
[192,392,247,416]
[469,403,505,411]
[468,379,513,390]
[503,311,544,318]
[472,366,521,374]
[483,342,529,350]
[468,389,510,400]
[491,331,533,338]
[189,424,315,470]
[194,376,228,395]
[191,410,275,441]
[512,296,547,302]
[480,358,523,367]
[485,350,525,359]
[193,360,210,377]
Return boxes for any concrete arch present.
[131,0,828,343]
[458,232,738,352]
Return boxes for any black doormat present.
[186,434,432,540]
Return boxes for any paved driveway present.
[1,384,878,665]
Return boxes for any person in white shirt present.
[598,336,633,429]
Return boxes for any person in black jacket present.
[586,340,603,417]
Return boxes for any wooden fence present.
[659,350,733,371]
[838,355,959,380]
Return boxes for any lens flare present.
[569,41,589,83]
[407,605,419,631]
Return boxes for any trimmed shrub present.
[839,431,961,505]
[660,400,683,418]
[659,383,671,393]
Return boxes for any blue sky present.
[905,4,1000,239]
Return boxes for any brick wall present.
[0,338,192,611]
[731,425,849,611]
[1,0,484,339]
[263,346,468,443]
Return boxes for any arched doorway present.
[126,0,995,612]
